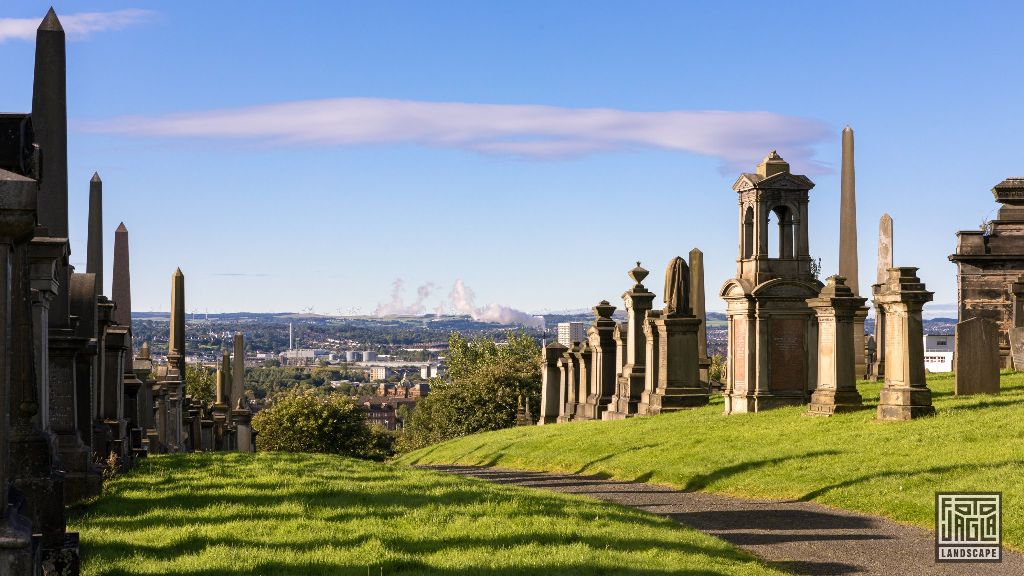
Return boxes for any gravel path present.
[422,465,1021,576]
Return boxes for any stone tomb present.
[954,317,1000,395]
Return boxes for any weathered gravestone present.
[954,317,1000,395]
[876,267,935,421]
[806,275,867,415]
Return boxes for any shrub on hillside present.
[251,391,391,459]
[396,331,540,452]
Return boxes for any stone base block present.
[40,532,79,576]
[638,388,709,415]
[724,392,805,414]
[806,388,865,416]
[537,416,557,425]
[877,386,934,421]
[600,409,631,420]
[580,395,613,420]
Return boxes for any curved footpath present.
[421,465,1021,576]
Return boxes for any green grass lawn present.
[397,372,1024,550]
[69,452,789,576]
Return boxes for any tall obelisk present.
[169,268,185,376]
[87,173,103,294]
[232,333,245,410]
[33,8,71,326]
[111,223,131,327]
[840,126,867,379]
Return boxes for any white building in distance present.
[923,334,953,373]
[557,322,586,347]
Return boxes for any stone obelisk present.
[872,214,894,380]
[840,126,867,379]
[87,173,103,295]
[113,223,144,455]
[164,268,186,451]
[111,223,131,327]
[689,247,710,383]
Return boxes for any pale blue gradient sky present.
[2,1,1022,317]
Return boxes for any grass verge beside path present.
[70,452,789,576]
[397,372,1024,550]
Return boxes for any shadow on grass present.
[683,451,840,491]
[799,460,1019,501]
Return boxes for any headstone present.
[871,214,893,380]
[876,268,935,421]
[581,301,617,420]
[603,262,655,419]
[806,276,867,415]
[954,318,1000,395]
[538,342,567,424]
[689,248,710,382]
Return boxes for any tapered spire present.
[111,222,131,327]
[839,126,859,295]
[169,268,185,363]
[32,7,68,237]
[87,173,103,294]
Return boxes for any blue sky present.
[2,1,1022,318]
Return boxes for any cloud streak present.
[82,98,830,170]
[0,9,157,43]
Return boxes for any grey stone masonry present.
[603,263,655,420]
[538,342,567,425]
[954,317,1000,395]
[581,301,617,420]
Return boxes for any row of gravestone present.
[0,10,255,575]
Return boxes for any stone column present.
[0,168,37,576]
[57,274,99,503]
[103,324,128,458]
[689,248,711,382]
[231,333,245,410]
[212,363,230,450]
[161,268,186,451]
[639,311,661,415]
[838,127,867,379]
[581,301,617,420]
[876,268,935,421]
[555,356,569,423]
[571,343,592,420]
[806,276,867,415]
[559,346,582,422]
[538,342,567,424]
[603,263,655,420]
[232,397,254,452]
[871,214,893,380]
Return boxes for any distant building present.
[924,334,953,372]
[376,382,430,398]
[420,363,446,380]
[557,322,586,347]
[363,351,378,362]
[369,366,391,381]
[344,350,361,363]
[279,348,329,366]
[363,398,418,431]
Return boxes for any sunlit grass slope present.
[398,373,1024,549]
[70,452,788,576]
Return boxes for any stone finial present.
[819,275,855,299]
[39,7,63,31]
[756,150,790,178]
[139,341,150,359]
[593,300,615,320]
[628,261,649,287]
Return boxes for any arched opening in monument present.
[743,206,754,259]
[772,205,795,259]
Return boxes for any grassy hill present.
[397,372,1024,550]
[70,452,788,575]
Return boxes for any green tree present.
[397,331,539,452]
[185,363,215,403]
[251,391,392,459]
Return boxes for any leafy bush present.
[396,331,539,452]
[252,391,391,459]
[185,363,215,403]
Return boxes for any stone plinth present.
[806,276,867,416]
[233,398,253,452]
[639,317,707,414]
[570,343,592,420]
[557,346,582,422]
[538,342,567,424]
[604,263,655,420]
[954,318,1000,395]
[876,268,935,421]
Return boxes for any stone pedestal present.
[639,316,707,414]
[604,263,655,420]
[853,308,867,380]
[954,318,1000,395]
[581,301,617,420]
[870,283,887,381]
[557,346,582,423]
[570,344,592,420]
[876,268,935,421]
[806,276,867,416]
[538,342,567,425]
[49,331,101,503]
[233,398,253,452]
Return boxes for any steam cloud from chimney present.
[374,278,544,328]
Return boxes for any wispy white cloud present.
[0,9,156,43]
[82,98,831,171]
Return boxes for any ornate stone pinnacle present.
[629,262,648,286]
[593,300,615,320]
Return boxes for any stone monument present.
[538,342,567,424]
[838,127,869,380]
[720,152,823,413]
[954,317,1000,395]
[603,262,655,419]
[581,301,617,419]
[871,214,893,380]
[876,268,935,421]
[806,276,867,415]
[950,177,1024,368]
